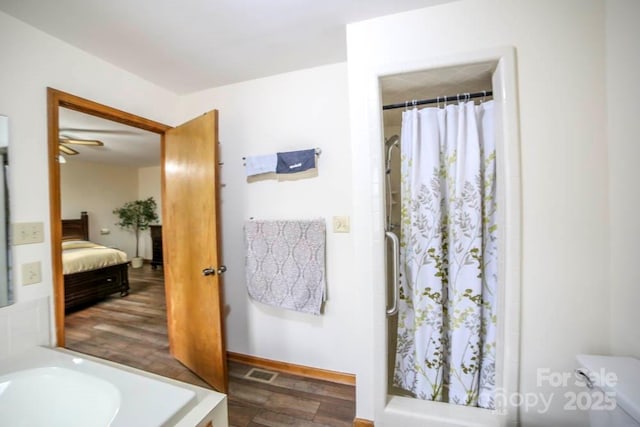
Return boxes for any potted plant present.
[113,197,159,268]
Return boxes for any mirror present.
[0,115,11,308]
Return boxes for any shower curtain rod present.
[382,90,493,111]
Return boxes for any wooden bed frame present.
[62,211,130,311]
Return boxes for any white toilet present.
[576,354,640,426]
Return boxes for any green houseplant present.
[113,197,159,268]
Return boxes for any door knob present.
[217,265,227,275]
[202,267,215,276]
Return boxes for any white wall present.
[177,63,356,374]
[0,10,178,348]
[2,4,635,423]
[138,165,162,260]
[347,0,609,425]
[60,161,139,258]
[607,0,640,359]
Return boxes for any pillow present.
[61,240,100,250]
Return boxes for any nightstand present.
[150,225,163,269]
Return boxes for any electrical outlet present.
[333,216,350,233]
[13,222,44,245]
[22,262,41,285]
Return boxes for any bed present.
[62,211,130,311]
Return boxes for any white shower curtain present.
[393,100,497,409]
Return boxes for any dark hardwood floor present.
[65,264,355,427]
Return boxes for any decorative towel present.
[244,219,326,315]
[245,153,278,177]
[276,149,316,174]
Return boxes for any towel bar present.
[242,147,321,161]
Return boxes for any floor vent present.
[244,367,278,384]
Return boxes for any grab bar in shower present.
[386,231,399,316]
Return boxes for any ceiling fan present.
[59,135,104,156]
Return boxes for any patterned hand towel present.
[276,149,316,174]
[244,219,326,315]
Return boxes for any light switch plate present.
[22,262,41,285]
[12,222,44,245]
[333,216,350,233]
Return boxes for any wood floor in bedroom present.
[64,264,355,427]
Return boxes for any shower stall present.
[378,57,518,423]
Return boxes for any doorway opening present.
[47,88,170,347]
[56,106,211,386]
[47,88,228,393]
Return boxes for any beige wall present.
[607,0,640,358]
[60,161,139,258]
[60,163,161,260]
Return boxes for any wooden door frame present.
[47,88,171,346]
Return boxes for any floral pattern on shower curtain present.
[393,100,497,409]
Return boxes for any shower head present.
[385,134,399,147]
[385,135,400,175]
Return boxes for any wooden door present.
[163,111,227,392]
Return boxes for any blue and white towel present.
[245,153,277,177]
[244,219,326,315]
[276,149,316,174]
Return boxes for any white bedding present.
[62,240,128,275]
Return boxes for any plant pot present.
[131,257,144,269]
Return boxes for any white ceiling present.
[0,0,451,94]
[59,108,160,167]
[3,0,461,166]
